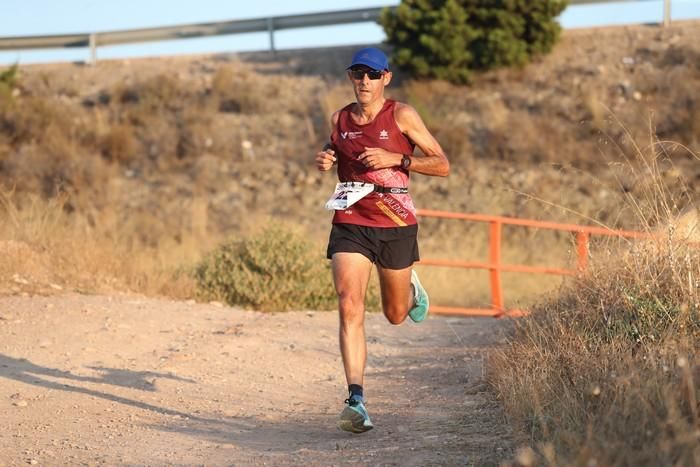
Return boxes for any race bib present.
[325,182,374,210]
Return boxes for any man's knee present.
[338,293,365,324]
[383,305,408,325]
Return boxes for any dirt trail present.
[0,294,513,466]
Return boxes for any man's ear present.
[383,71,393,86]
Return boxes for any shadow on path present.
[0,354,192,391]
[0,354,345,453]
[0,354,211,422]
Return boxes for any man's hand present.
[316,147,336,171]
[357,147,401,170]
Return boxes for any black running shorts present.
[326,223,419,270]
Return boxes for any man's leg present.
[376,265,413,325]
[377,266,430,324]
[332,252,373,386]
[374,225,428,324]
[332,252,375,433]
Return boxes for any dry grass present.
[0,189,200,298]
[492,247,700,466]
[489,133,700,465]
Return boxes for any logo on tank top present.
[379,129,389,140]
[341,131,363,140]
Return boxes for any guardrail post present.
[266,18,276,54]
[575,231,590,272]
[489,221,504,311]
[663,0,672,27]
[89,33,97,65]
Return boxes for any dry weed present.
[490,130,699,465]
[101,123,137,163]
[0,190,199,298]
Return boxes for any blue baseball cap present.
[347,47,389,71]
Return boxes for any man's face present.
[347,66,392,105]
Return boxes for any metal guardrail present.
[0,0,673,64]
[0,7,385,64]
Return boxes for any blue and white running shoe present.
[338,397,374,433]
[408,269,430,323]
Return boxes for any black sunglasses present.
[349,69,384,80]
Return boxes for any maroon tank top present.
[330,99,416,227]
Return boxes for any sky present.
[1,0,700,65]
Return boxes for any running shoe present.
[338,398,374,433]
[408,269,429,323]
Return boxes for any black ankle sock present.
[348,384,363,399]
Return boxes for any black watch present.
[401,154,412,170]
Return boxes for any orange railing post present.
[575,231,590,273]
[489,221,504,312]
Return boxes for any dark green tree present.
[381,0,569,84]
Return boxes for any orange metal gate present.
[416,209,652,318]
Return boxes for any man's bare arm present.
[316,111,340,171]
[395,103,450,177]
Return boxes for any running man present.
[315,47,450,433]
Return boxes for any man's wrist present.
[400,154,412,170]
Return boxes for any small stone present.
[209,301,224,308]
[14,400,28,407]
[49,283,63,291]
[12,274,29,285]
[515,446,536,466]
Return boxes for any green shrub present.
[0,64,18,91]
[381,0,568,83]
[0,64,19,108]
[194,223,338,311]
